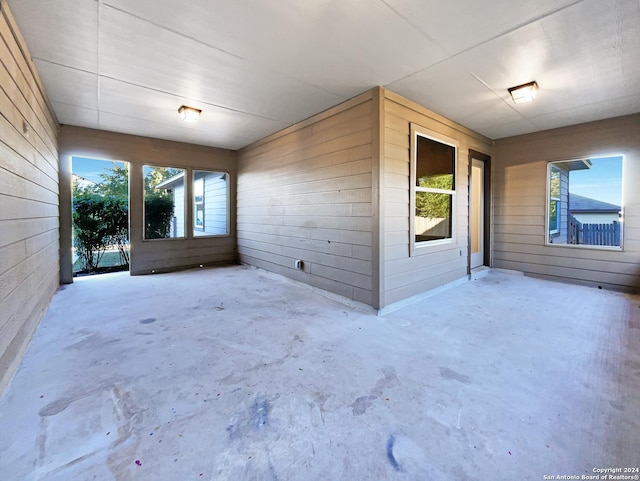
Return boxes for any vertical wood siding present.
[555,166,569,244]
[493,114,640,291]
[202,174,227,235]
[0,3,59,394]
[381,91,492,307]
[172,183,185,238]
[237,93,374,305]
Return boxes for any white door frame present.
[470,158,484,269]
[468,150,490,271]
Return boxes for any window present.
[411,125,457,249]
[193,170,229,237]
[546,156,623,248]
[143,165,185,240]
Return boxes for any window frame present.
[545,155,625,251]
[142,164,186,241]
[192,170,230,238]
[548,164,561,236]
[409,123,458,256]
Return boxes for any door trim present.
[468,150,491,272]
[470,158,484,269]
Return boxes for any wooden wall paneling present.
[0,7,57,132]
[380,90,492,308]
[238,92,376,305]
[0,2,59,395]
[58,126,238,278]
[493,114,640,291]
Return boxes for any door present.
[470,158,484,269]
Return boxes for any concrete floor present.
[1,266,639,481]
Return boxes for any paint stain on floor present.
[439,367,472,384]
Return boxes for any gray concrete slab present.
[1,266,638,481]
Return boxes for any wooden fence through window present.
[569,216,620,246]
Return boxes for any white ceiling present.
[8,0,640,150]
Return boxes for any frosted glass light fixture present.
[508,81,538,104]
[178,105,201,121]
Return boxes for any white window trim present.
[409,123,459,257]
[545,155,625,251]
[142,165,186,241]
[192,170,231,238]
[548,164,561,236]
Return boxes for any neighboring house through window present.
[546,156,623,248]
[145,166,185,240]
[153,169,229,238]
[193,170,229,237]
[194,176,204,232]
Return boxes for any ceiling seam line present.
[94,110,255,142]
[378,0,449,53]
[96,73,292,124]
[469,73,528,121]
[101,2,245,60]
[31,58,96,76]
[99,2,349,101]
[384,0,585,88]
[452,0,586,58]
[30,56,318,121]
